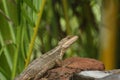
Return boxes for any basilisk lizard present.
[15,35,78,80]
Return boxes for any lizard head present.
[58,35,78,49]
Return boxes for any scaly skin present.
[15,36,78,80]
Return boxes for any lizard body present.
[15,35,78,80]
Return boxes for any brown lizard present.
[15,35,78,80]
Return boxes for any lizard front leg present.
[34,66,49,80]
[34,59,62,80]
[55,59,63,67]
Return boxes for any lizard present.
[15,35,78,80]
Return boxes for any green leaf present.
[0,67,8,80]
[0,54,11,80]
[0,72,7,80]
[0,9,13,24]
[0,46,4,57]
[21,6,35,27]
[24,0,38,13]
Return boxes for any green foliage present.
[0,0,100,80]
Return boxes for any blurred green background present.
[0,0,120,80]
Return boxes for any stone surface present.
[95,69,120,80]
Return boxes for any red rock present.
[63,57,105,71]
[39,57,105,80]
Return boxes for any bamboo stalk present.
[100,0,118,70]
[62,0,71,34]
[25,0,46,67]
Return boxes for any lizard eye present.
[58,36,72,45]
[67,36,72,39]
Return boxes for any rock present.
[63,57,105,71]
[70,69,120,80]
[41,67,75,80]
[96,69,120,80]
[39,57,105,80]
[70,70,111,80]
